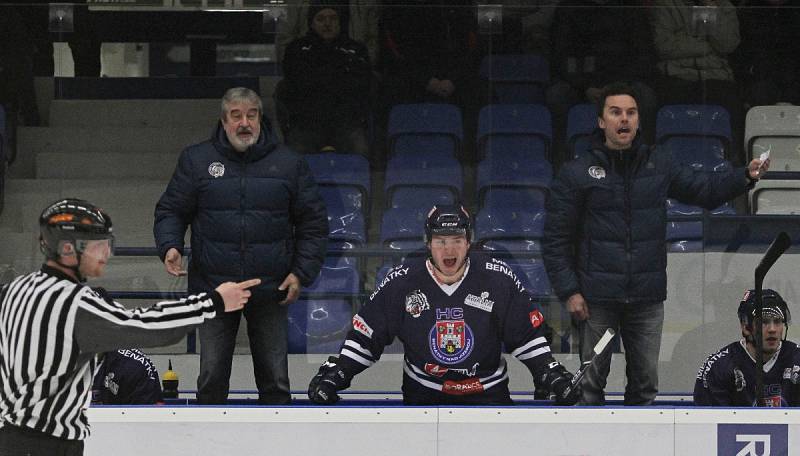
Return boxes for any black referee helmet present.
[39,198,114,260]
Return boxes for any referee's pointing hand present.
[216,279,261,312]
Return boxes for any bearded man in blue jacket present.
[542,81,769,406]
[154,87,328,404]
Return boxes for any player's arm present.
[694,356,734,406]
[308,280,400,404]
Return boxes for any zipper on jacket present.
[240,162,246,281]
[623,152,633,305]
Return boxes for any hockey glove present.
[545,362,581,406]
[308,356,351,405]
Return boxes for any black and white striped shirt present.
[0,265,223,440]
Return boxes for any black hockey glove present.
[545,362,581,406]
[308,356,351,405]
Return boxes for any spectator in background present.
[731,0,800,107]
[275,0,380,65]
[0,7,41,126]
[650,0,744,163]
[379,0,485,161]
[546,0,658,158]
[278,1,372,156]
[480,0,560,56]
[92,348,163,405]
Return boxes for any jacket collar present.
[41,263,80,284]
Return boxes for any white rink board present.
[85,407,800,456]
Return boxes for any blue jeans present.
[197,300,290,405]
[577,301,663,406]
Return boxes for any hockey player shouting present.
[308,204,580,405]
[694,289,800,407]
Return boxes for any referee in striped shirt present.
[0,198,260,455]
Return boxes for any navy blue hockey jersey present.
[92,349,163,405]
[694,340,800,407]
[336,252,557,404]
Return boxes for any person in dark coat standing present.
[542,81,769,406]
[154,87,328,405]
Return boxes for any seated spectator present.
[694,289,800,406]
[379,0,485,161]
[278,1,372,156]
[479,0,560,56]
[650,0,745,164]
[545,0,658,157]
[275,0,380,65]
[92,348,163,405]
[731,0,800,107]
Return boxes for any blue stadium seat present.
[389,187,455,210]
[567,103,597,159]
[288,299,353,354]
[384,150,463,204]
[482,187,546,213]
[656,104,732,160]
[305,153,370,202]
[321,187,366,250]
[475,206,546,253]
[666,221,703,252]
[505,259,551,297]
[477,104,552,160]
[289,258,361,353]
[388,104,463,158]
[380,207,427,251]
[479,54,550,104]
[476,149,552,202]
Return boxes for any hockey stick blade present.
[565,328,616,395]
[755,232,791,287]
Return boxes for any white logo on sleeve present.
[588,166,606,179]
[208,162,225,178]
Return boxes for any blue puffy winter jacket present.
[542,130,752,305]
[154,121,328,302]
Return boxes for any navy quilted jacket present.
[542,130,752,304]
[154,122,328,302]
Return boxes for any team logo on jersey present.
[734,368,746,392]
[405,290,430,318]
[429,307,474,364]
[352,314,373,338]
[464,292,494,312]
[588,166,606,179]
[529,310,544,328]
[208,162,225,178]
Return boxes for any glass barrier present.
[1,2,799,396]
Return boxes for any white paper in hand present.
[759,150,770,162]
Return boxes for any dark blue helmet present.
[738,289,791,328]
[424,204,472,243]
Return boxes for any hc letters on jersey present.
[405,290,430,318]
[352,314,373,338]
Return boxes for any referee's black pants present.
[0,424,83,456]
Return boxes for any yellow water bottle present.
[162,359,179,399]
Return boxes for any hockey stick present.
[754,231,791,406]
[563,328,616,398]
